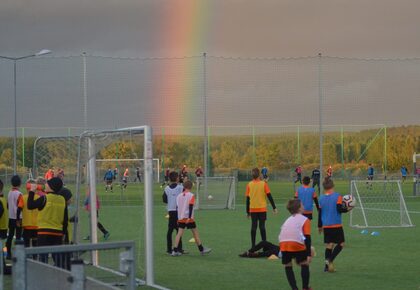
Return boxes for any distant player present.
[6,175,23,259]
[326,165,333,179]
[294,176,319,220]
[163,171,184,254]
[311,168,321,192]
[294,166,302,184]
[261,166,269,181]
[83,190,110,241]
[56,168,65,182]
[171,181,211,256]
[104,168,114,192]
[195,166,203,178]
[134,167,142,183]
[318,178,351,273]
[180,165,188,183]
[162,168,171,188]
[122,168,129,189]
[113,167,118,180]
[400,166,409,183]
[279,199,312,290]
[246,168,277,248]
[367,163,374,188]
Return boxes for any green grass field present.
[4,180,419,289]
[82,180,420,290]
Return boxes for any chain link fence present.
[0,55,419,181]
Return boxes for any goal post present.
[350,180,413,228]
[413,152,420,196]
[73,126,160,288]
[195,176,237,210]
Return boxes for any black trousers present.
[167,211,182,252]
[38,234,70,270]
[249,241,279,257]
[6,219,22,257]
[23,228,38,247]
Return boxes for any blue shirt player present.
[294,176,319,220]
[318,178,350,273]
[401,166,408,183]
[261,167,269,181]
[104,168,114,192]
[367,164,374,180]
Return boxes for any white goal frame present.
[195,176,237,210]
[349,180,413,228]
[96,158,160,183]
[74,126,164,289]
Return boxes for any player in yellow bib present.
[28,177,68,269]
[246,168,278,248]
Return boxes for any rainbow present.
[152,1,210,133]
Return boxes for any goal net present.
[195,176,236,210]
[96,158,160,183]
[350,180,413,228]
[32,126,164,288]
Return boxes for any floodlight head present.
[36,49,51,56]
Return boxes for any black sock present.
[198,244,204,252]
[285,266,297,290]
[251,229,257,248]
[301,265,310,289]
[173,247,179,253]
[325,248,332,262]
[97,222,108,235]
[330,245,343,262]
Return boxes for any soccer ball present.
[343,194,356,209]
[207,195,213,200]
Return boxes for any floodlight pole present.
[318,53,324,191]
[0,50,52,174]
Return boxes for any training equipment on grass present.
[342,194,356,209]
[195,176,237,210]
[350,180,413,228]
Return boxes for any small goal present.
[350,180,413,228]
[195,176,237,210]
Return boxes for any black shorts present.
[281,250,308,265]
[106,179,113,185]
[367,175,373,180]
[263,174,268,179]
[178,222,196,229]
[323,227,345,244]
[250,212,267,222]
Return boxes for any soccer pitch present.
[5,180,417,289]
[73,180,420,290]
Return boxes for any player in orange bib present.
[246,168,278,248]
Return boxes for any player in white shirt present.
[171,181,211,256]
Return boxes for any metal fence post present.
[70,259,85,290]
[13,241,26,290]
[128,244,136,290]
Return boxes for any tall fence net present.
[0,55,419,181]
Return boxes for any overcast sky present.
[1,0,420,58]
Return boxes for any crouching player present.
[171,181,211,256]
[279,199,312,290]
[318,178,350,273]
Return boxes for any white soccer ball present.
[343,194,356,209]
[207,195,213,200]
